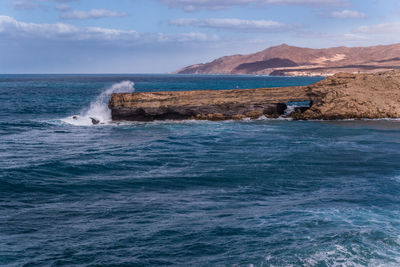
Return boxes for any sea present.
[1,74,400,266]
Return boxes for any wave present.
[61,81,135,126]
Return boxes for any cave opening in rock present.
[284,101,311,116]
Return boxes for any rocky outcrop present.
[175,43,400,76]
[109,70,400,121]
[292,70,400,120]
[109,86,308,121]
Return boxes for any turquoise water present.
[2,74,400,266]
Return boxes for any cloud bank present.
[356,22,400,35]
[169,18,293,32]
[0,15,218,43]
[0,15,138,41]
[160,0,349,11]
[12,0,76,10]
[329,10,366,19]
[60,9,128,20]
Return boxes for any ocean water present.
[1,74,400,266]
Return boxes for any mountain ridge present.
[175,43,400,76]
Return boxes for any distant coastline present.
[175,43,400,77]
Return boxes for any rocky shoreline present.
[109,70,400,121]
[292,70,400,120]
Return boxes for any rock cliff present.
[109,86,307,121]
[109,70,400,121]
[292,70,400,120]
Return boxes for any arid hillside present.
[175,43,400,76]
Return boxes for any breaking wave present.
[61,81,135,126]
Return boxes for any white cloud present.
[330,10,366,19]
[12,0,76,10]
[60,9,128,20]
[261,0,347,3]
[349,22,400,45]
[342,33,366,39]
[169,18,293,32]
[154,32,220,42]
[0,15,218,43]
[55,4,71,11]
[160,0,348,11]
[12,0,40,9]
[0,15,138,40]
[293,22,400,46]
[355,22,400,34]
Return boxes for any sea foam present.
[61,81,135,126]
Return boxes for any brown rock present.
[109,70,400,121]
[245,110,264,119]
[231,114,246,120]
[265,114,280,119]
[295,70,400,120]
[109,86,296,121]
[207,113,226,121]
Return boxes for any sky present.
[0,0,400,73]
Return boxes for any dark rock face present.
[90,117,100,125]
[111,103,287,122]
[234,58,298,73]
[294,106,310,113]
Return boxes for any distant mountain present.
[175,43,400,76]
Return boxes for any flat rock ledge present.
[109,70,400,121]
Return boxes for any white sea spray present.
[62,81,135,126]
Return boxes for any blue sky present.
[0,0,400,73]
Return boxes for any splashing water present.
[284,101,311,116]
[62,81,135,126]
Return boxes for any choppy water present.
[2,74,400,266]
